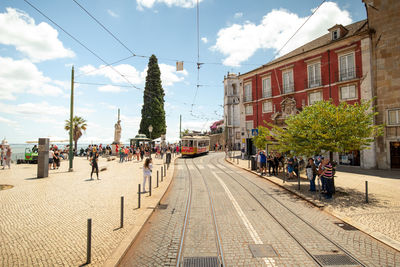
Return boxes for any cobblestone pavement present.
[0,154,176,266]
[120,152,400,266]
[227,153,400,251]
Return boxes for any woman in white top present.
[142,158,152,193]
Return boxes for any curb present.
[104,156,179,267]
[225,158,400,253]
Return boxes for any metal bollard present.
[86,218,92,264]
[164,164,166,176]
[298,173,300,191]
[161,166,163,180]
[157,171,159,187]
[237,156,239,164]
[138,184,141,208]
[248,159,250,169]
[365,181,369,203]
[149,176,152,196]
[120,196,124,228]
[161,168,163,182]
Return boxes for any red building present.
[239,20,376,168]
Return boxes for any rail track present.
[211,155,366,267]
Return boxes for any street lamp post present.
[148,125,153,158]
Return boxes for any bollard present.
[248,159,250,169]
[164,164,166,176]
[86,218,92,264]
[149,176,152,196]
[138,184,141,209]
[161,168,163,182]
[157,170,159,187]
[120,196,124,228]
[237,156,239,164]
[161,166,163,180]
[297,173,300,191]
[365,181,369,203]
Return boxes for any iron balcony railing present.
[306,76,322,89]
[243,95,252,102]
[283,82,294,94]
[262,91,272,98]
[335,66,361,82]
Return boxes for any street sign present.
[251,129,259,137]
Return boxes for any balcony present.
[283,82,294,94]
[243,95,252,102]
[262,91,272,99]
[335,67,361,82]
[306,76,322,89]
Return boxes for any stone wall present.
[209,133,225,150]
[365,0,400,169]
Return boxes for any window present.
[282,70,294,93]
[262,101,272,113]
[308,91,322,105]
[340,84,357,100]
[244,83,252,102]
[232,84,237,95]
[339,53,355,81]
[262,77,271,98]
[308,63,321,88]
[245,104,253,115]
[245,121,253,130]
[388,109,400,125]
[332,29,339,40]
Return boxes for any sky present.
[0,0,367,144]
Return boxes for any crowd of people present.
[0,145,12,169]
[251,150,336,200]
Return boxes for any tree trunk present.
[74,140,78,156]
[329,151,333,162]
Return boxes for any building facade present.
[363,0,400,169]
[223,73,242,150]
[239,20,378,168]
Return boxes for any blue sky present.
[0,0,366,144]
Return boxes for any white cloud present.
[0,57,67,100]
[0,8,74,62]
[211,2,352,66]
[234,12,243,18]
[182,120,213,132]
[107,9,119,18]
[98,85,127,93]
[99,102,117,110]
[0,101,68,116]
[79,62,187,88]
[136,0,203,10]
[0,115,16,125]
[201,37,208,44]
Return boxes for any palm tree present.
[65,116,87,153]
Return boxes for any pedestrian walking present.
[306,158,317,191]
[142,158,152,193]
[4,147,11,169]
[260,151,267,175]
[320,158,334,199]
[90,149,100,180]
[49,148,55,170]
[53,149,60,169]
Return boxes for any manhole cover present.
[334,222,358,231]
[0,184,13,191]
[158,204,168,209]
[249,244,277,258]
[314,254,359,265]
[183,256,220,267]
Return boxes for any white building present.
[223,73,241,150]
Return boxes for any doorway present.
[390,142,400,169]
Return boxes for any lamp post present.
[148,125,153,158]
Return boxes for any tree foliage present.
[269,100,383,156]
[139,55,166,139]
[65,116,87,151]
[252,125,271,150]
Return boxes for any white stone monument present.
[112,109,122,155]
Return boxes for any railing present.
[243,95,252,102]
[262,91,272,98]
[335,66,361,82]
[283,82,294,94]
[306,76,322,89]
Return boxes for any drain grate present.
[248,244,277,258]
[334,222,358,231]
[314,254,359,265]
[158,204,168,209]
[183,257,220,267]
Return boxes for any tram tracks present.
[176,158,225,267]
[212,156,366,267]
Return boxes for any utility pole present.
[179,114,182,138]
[69,66,74,172]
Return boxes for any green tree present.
[65,116,87,152]
[182,129,190,136]
[139,55,166,139]
[270,100,383,157]
[252,125,271,150]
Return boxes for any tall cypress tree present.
[139,55,166,139]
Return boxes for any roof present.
[240,20,368,77]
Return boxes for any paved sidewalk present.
[226,155,400,252]
[0,154,176,266]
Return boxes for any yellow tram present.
[181,136,210,157]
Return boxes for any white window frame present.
[388,109,400,125]
[307,62,321,88]
[339,52,356,81]
[340,84,357,100]
[262,76,272,98]
[245,104,253,115]
[282,69,294,93]
[244,83,252,102]
[262,101,273,113]
[308,91,322,105]
[245,121,253,131]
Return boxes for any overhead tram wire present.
[190,0,201,115]
[75,54,136,78]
